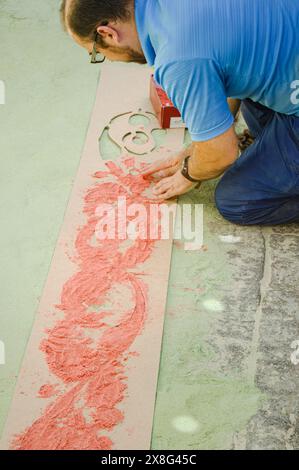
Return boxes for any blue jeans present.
[215,99,299,225]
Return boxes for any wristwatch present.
[181,157,202,187]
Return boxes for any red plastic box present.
[150,75,186,129]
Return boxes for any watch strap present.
[181,156,201,183]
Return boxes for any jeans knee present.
[215,185,299,225]
[215,184,247,225]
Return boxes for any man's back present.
[135,0,299,140]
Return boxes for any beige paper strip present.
[1,64,184,450]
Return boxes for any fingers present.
[152,177,172,194]
[141,161,172,177]
[141,146,190,178]
[154,190,177,201]
[154,167,180,179]
[151,170,196,201]
[153,186,177,201]
[152,178,178,201]
[141,155,181,177]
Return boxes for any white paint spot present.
[184,242,203,251]
[202,298,223,312]
[219,235,241,244]
[0,340,5,365]
[172,415,200,434]
[0,80,5,105]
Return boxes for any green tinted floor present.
[1,0,299,450]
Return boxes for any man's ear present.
[96,24,120,44]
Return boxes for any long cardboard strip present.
[0,64,184,450]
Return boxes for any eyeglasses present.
[90,33,106,64]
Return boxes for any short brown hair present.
[60,0,132,41]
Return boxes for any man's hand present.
[141,145,193,180]
[141,145,197,200]
[152,171,198,200]
[141,125,238,200]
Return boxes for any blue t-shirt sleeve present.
[154,58,234,141]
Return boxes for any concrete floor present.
[152,189,299,449]
[0,0,99,433]
[1,0,299,450]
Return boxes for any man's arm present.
[143,60,240,199]
[181,98,240,167]
[141,125,239,200]
[188,125,239,181]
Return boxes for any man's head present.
[60,0,147,64]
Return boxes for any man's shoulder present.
[154,57,222,85]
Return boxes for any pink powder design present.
[37,384,59,399]
[12,161,160,450]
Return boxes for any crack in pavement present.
[247,227,273,384]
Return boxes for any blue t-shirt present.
[135,0,299,141]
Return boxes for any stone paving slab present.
[152,182,299,450]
